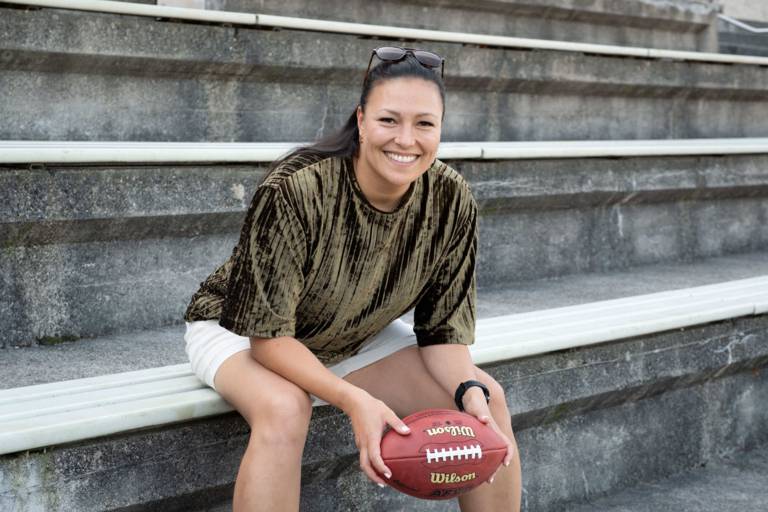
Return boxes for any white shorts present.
[184,318,418,406]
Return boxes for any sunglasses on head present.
[362,46,445,86]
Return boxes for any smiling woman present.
[354,78,443,211]
[182,47,522,512]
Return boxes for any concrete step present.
[3,249,767,385]
[210,0,718,52]
[195,442,768,511]
[3,147,768,347]
[565,443,768,511]
[0,5,763,142]
[2,252,766,511]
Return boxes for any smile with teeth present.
[385,151,419,163]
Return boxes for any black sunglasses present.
[363,46,445,86]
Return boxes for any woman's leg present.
[343,345,522,512]
[455,366,522,512]
[213,350,314,512]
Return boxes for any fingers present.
[386,411,411,436]
[352,403,409,489]
[360,443,392,487]
[504,436,515,467]
[359,451,386,487]
[497,429,515,467]
[369,442,393,482]
[484,416,514,468]
[486,438,514,484]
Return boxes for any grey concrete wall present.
[720,0,768,22]
[2,314,765,511]
[2,153,767,347]
[1,8,759,143]
[207,0,718,51]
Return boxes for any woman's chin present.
[381,169,422,189]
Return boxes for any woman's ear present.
[356,105,364,137]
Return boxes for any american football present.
[378,408,507,500]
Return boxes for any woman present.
[183,46,522,511]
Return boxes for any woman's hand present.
[461,388,514,484]
[341,388,411,487]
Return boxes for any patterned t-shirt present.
[183,153,477,365]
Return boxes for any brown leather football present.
[377,408,506,500]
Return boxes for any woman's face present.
[355,77,443,208]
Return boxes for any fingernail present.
[385,472,391,479]
[378,483,386,488]
[401,426,410,432]
[505,461,510,467]
[490,476,495,484]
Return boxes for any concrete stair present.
[4,250,767,388]
[2,251,767,511]
[0,4,762,143]
[1,1,767,511]
[566,443,768,512]
[3,146,768,348]
[211,0,719,52]
[197,445,768,511]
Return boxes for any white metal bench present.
[2,275,766,456]
[3,138,768,164]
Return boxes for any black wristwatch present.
[454,380,490,412]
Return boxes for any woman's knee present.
[213,351,313,444]
[248,388,313,446]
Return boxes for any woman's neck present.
[352,155,410,212]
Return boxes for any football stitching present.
[425,444,483,463]
[382,446,505,463]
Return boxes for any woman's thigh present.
[342,345,459,418]
[214,350,313,431]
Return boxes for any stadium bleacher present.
[1,1,766,511]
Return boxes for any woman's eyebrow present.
[379,109,438,118]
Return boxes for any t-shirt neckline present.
[343,155,418,217]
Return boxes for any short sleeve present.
[219,184,306,338]
[413,198,477,347]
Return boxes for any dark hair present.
[262,53,446,178]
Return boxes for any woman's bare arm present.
[420,343,514,472]
[249,335,363,410]
[419,343,484,404]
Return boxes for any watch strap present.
[454,380,490,412]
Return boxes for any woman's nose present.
[394,124,416,147]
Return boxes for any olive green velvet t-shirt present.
[183,153,477,365]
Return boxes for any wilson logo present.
[425,425,475,437]
[430,472,477,484]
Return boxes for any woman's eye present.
[380,117,395,124]
[419,121,435,127]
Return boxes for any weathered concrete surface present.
[2,312,766,511]
[2,154,767,347]
[2,249,768,388]
[0,8,760,143]
[720,0,768,23]
[212,0,718,51]
[566,443,768,511]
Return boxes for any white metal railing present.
[718,14,768,34]
[4,0,768,66]
[3,138,768,164]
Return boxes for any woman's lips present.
[384,151,419,165]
